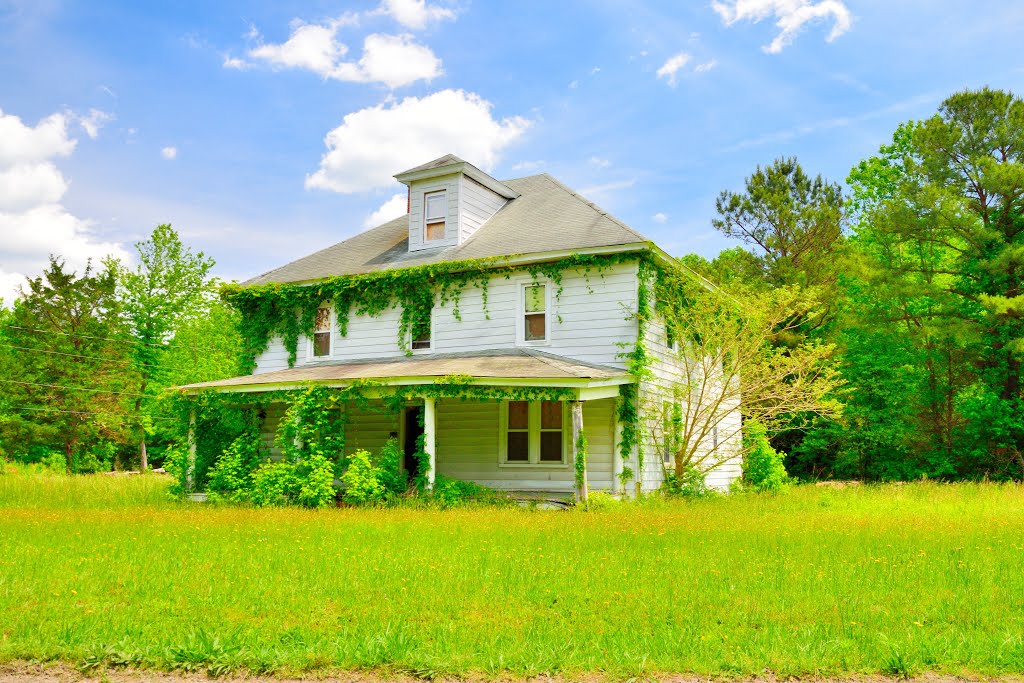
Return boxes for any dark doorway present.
[403,406,424,477]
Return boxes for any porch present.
[178,349,635,499]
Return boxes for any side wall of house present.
[459,175,507,243]
[251,261,639,372]
[640,316,743,492]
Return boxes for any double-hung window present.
[500,400,566,465]
[312,306,331,358]
[424,191,446,242]
[522,283,548,343]
[410,305,432,351]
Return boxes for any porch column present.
[612,410,624,496]
[571,400,588,502]
[185,407,197,493]
[423,396,436,490]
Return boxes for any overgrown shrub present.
[743,419,789,493]
[340,449,385,505]
[376,437,408,495]
[663,467,715,498]
[249,461,299,507]
[206,431,265,503]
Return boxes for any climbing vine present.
[223,252,646,373]
[574,429,588,491]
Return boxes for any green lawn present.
[1,471,1023,678]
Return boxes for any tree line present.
[0,225,242,472]
[687,86,1024,481]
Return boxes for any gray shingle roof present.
[178,349,630,391]
[244,173,651,285]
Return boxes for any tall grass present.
[1,472,1023,677]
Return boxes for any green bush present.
[340,449,385,505]
[249,461,299,507]
[743,419,789,493]
[663,467,715,498]
[206,432,264,503]
[376,437,408,495]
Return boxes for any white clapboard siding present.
[408,174,461,252]
[640,316,743,491]
[252,261,640,373]
[459,175,507,242]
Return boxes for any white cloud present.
[161,146,178,160]
[694,59,719,73]
[652,212,668,224]
[588,156,611,169]
[656,52,691,86]
[246,17,442,88]
[78,109,113,139]
[711,0,853,53]
[0,108,130,305]
[568,80,579,89]
[222,55,250,70]
[377,0,455,30]
[511,160,546,172]
[306,89,530,193]
[363,192,408,228]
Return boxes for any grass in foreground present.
[1,470,1023,678]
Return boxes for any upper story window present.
[312,306,331,358]
[410,306,432,351]
[523,284,548,343]
[424,191,446,242]
[500,400,566,465]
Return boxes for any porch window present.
[424,191,446,242]
[312,306,331,357]
[500,400,566,465]
[523,284,547,342]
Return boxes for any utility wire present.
[2,325,234,354]
[5,406,176,422]
[0,378,152,399]
[0,343,163,370]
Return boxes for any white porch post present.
[612,409,624,496]
[571,400,587,502]
[423,396,436,490]
[186,408,197,493]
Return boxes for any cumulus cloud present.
[161,146,178,160]
[246,17,442,88]
[656,52,691,86]
[652,212,668,224]
[376,0,455,30]
[0,108,129,305]
[711,0,853,53]
[306,89,530,194]
[363,192,408,228]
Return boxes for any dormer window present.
[424,191,446,242]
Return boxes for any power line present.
[3,325,234,352]
[0,343,162,370]
[0,378,152,399]
[5,406,176,422]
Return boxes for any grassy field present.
[1,471,1023,678]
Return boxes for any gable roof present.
[244,173,651,286]
[395,153,466,175]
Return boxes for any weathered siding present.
[459,175,507,242]
[251,261,640,372]
[641,315,743,492]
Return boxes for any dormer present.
[395,154,520,252]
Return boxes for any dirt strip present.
[1,664,1021,683]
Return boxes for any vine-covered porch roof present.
[176,349,632,398]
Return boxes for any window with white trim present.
[410,305,432,351]
[522,284,548,342]
[424,191,446,242]
[500,400,566,465]
[312,306,331,358]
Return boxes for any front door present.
[403,406,424,477]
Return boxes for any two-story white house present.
[181,155,741,498]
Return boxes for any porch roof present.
[176,349,632,399]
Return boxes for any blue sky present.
[2,0,1023,300]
